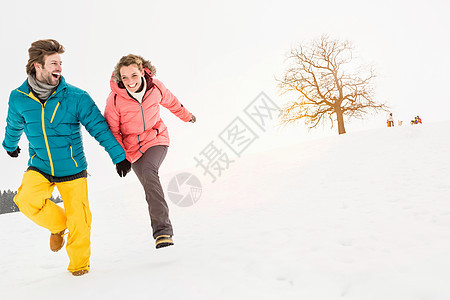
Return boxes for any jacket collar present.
[18,76,67,96]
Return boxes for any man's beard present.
[43,72,59,86]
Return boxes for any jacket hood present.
[112,60,156,84]
[110,68,154,99]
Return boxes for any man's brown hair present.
[112,54,156,83]
[26,39,65,75]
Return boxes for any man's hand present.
[116,159,131,177]
[7,147,20,158]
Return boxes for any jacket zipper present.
[138,88,154,131]
[16,89,56,176]
[139,102,146,131]
[129,87,154,131]
[133,88,154,153]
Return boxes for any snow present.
[1,121,450,299]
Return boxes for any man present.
[2,39,131,276]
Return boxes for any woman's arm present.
[154,79,193,122]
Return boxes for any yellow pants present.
[14,170,91,273]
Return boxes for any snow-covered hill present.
[1,121,450,300]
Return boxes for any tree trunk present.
[335,108,346,135]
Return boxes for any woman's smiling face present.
[120,64,144,93]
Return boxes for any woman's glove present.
[116,159,131,177]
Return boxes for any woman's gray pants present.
[132,145,173,239]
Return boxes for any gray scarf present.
[27,74,59,101]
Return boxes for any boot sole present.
[72,269,89,276]
[156,241,174,249]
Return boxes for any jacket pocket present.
[152,120,166,136]
[50,102,60,124]
[69,146,78,167]
[30,154,37,165]
[48,102,74,131]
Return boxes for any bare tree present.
[277,35,388,134]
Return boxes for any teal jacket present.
[2,77,126,177]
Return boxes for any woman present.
[387,113,394,127]
[104,54,196,249]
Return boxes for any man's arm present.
[2,92,25,153]
[77,92,126,164]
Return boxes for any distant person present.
[387,113,394,127]
[2,39,127,276]
[104,54,196,249]
[411,115,422,125]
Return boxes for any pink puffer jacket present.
[104,68,192,163]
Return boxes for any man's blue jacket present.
[2,76,126,177]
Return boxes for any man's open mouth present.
[52,73,60,79]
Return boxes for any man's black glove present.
[116,159,131,177]
[7,146,20,158]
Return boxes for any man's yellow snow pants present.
[14,170,91,273]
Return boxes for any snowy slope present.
[1,121,450,300]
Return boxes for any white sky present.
[0,0,449,189]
